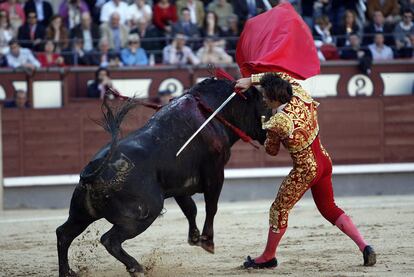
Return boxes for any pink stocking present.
[335,213,368,252]
[254,227,287,263]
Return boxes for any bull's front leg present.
[200,169,224,254]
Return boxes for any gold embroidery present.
[320,140,332,164]
[269,146,317,231]
[262,112,293,140]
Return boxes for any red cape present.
[235,3,320,80]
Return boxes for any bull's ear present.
[80,157,106,179]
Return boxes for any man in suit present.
[24,0,54,26]
[363,10,395,46]
[99,11,129,52]
[232,0,266,26]
[70,12,100,52]
[17,10,45,51]
[176,0,205,27]
[172,7,201,48]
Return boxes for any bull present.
[56,78,267,276]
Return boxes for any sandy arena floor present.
[1,195,414,277]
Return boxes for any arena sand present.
[1,195,413,277]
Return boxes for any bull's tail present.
[81,96,138,181]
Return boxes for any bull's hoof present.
[61,269,78,277]
[200,236,215,254]
[188,229,200,246]
[128,265,144,277]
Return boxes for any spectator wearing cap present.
[0,0,26,31]
[153,0,178,35]
[120,33,148,66]
[394,9,414,51]
[17,10,45,51]
[24,0,54,26]
[162,33,200,65]
[6,39,41,69]
[127,0,152,28]
[157,89,174,105]
[196,35,233,64]
[4,89,29,108]
[176,0,205,28]
[368,32,394,60]
[207,0,233,31]
[100,12,129,52]
[69,12,100,52]
[363,10,395,46]
[100,0,129,25]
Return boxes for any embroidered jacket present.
[253,72,320,155]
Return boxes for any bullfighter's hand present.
[235,77,252,92]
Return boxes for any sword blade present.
[176,92,237,157]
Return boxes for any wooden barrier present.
[2,96,414,177]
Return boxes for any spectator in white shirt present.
[6,39,41,69]
[196,36,233,64]
[162,33,200,65]
[368,32,394,60]
[127,0,152,28]
[100,0,129,25]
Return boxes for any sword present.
[176,91,237,157]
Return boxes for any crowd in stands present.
[0,0,413,70]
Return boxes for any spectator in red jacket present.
[37,39,65,67]
[153,0,177,35]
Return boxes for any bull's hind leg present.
[175,196,200,245]
[56,187,98,277]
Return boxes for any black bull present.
[56,78,268,276]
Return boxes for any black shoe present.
[243,255,278,269]
[363,245,376,266]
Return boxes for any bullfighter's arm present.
[262,112,293,156]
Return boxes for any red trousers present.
[269,136,344,232]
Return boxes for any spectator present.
[4,89,29,108]
[232,0,266,26]
[176,0,205,28]
[130,18,165,63]
[62,37,91,65]
[207,0,234,31]
[17,11,45,51]
[363,10,395,45]
[70,12,100,52]
[153,0,178,35]
[127,0,152,28]
[100,0,129,25]
[45,15,69,52]
[172,7,201,47]
[367,0,400,23]
[162,33,200,65]
[120,33,148,66]
[313,15,334,44]
[201,11,226,47]
[37,39,65,67]
[0,10,14,54]
[334,10,360,47]
[393,9,414,50]
[90,37,122,67]
[58,0,90,29]
[157,89,173,105]
[400,0,414,11]
[219,14,240,57]
[24,0,54,26]
[368,32,394,60]
[87,67,113,98]
[6,39,41,69]
[397,32,414,58]
[340,32,371,60]
[0,0,26,31]
[100,12,129,52]
[196,35,233,64]
[329,0,360,30]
